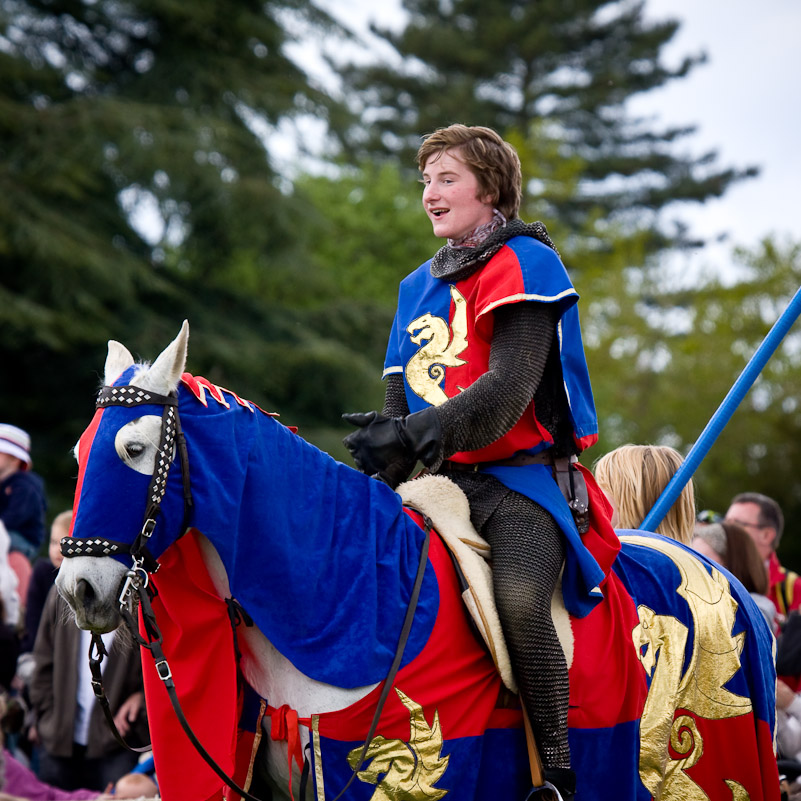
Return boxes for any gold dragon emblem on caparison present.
[346,689,450,800]
[404,286,468,406]
[624,534,752,801]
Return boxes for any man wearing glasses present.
[725,491,801,618]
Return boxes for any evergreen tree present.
[336,0,757,254]
[585,236,801,560]
[0,0,354,514]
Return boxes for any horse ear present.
[135,320,189,395]
[104,341,135,386]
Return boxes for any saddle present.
[397,474,574,692]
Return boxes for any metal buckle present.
[155,659,173,681]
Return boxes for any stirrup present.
[525,766,576,801]
[524,781,563,801]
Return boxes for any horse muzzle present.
[56,557,127,633]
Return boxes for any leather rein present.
[61,383,433,801]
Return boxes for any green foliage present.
[0,0,356,513]
[289,160,444,455]
[582,237,801,564]
[2,0,800,564]
[294,161,439,305]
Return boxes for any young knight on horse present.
[343,124,604,801]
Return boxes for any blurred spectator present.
[104,769,158,799]
[691,520,777,630]
[1,746,157,800]
[29,588,148,792]
[725,492,801,766]
[0,597,19,694]
[11,512,72,770]
[1,748,99,800]
[696,509,723,527]
[20,511,70,656]
[0,425,47,561]
[1,692,89,800]
[0,526,20,695]
[776,680,801,762]
[0,751,158,801]
[0,525,19,631]
[593,443,695,543]
[725,492,801,618]
[0,425,47,613]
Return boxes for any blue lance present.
[640,286,801,532]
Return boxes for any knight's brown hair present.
[593,444,696,544]
[417,124,522,220]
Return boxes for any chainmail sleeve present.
[435,302,557,459]
[382,373,410,418]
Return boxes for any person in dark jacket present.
[20,511,70,655]
[0,424,47,560]
[29,587,148,792]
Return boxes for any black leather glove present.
[342,407,442,488]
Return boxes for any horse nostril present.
[76,578,96,606]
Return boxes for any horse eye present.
[126,443,145,459]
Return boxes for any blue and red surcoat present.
[383,235,597,458]
[71,367,778,801]
[384,236,608,618]
[141,500,779,801]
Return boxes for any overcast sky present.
[315,0,801,269]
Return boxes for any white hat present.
[0,424,32,469]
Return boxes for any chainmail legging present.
[481,487,570,770]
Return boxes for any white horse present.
[57,322,780,801]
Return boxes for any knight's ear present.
[104,341,135,386]
[136,320,189,395]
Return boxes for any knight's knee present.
[494,574,553,627]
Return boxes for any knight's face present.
[421,149,494,241]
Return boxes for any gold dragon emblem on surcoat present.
[404,286,468,406]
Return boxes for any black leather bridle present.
[61,384,193,574]
[59,385,267,801]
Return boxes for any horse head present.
[57,321,189,632]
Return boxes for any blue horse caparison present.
[57,322,780,801]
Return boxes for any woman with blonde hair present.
[593,444,695,544]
